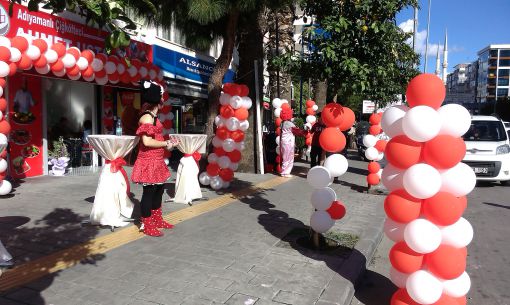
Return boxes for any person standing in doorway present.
[310,112,326,168]
[13,78,36,114]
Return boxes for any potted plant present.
[48,137,70,176]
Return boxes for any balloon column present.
[363,112,387,187]
[199,83,252,190]
[306,103,355,233]
[303,100,319,157]
[0,77,11,195]
[383,74,474,305]
[272,97,290,173]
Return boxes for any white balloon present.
[242,96,253,109]
[0,62,9,78]
[230,96,243,109]
[312,105,319,111]
[91,58,104,72]
[158,70,164,81]
[223,181,231,189]
[381,164,404,191]
[53,69,66,77]
[235,141,245,151]
[384,218,405,242]
[239,120,249,132]
[307,166,332,189]
[0,110,2,121]
[377,168,383,179]
[95,76,108,85]
[75,57,88,70]
[199,172,211,186]
[139,66,148,78]
[276,146,280,155]
[35,65,50,75]
[218,156,231,169]
[403,163,441,199]
[402,106,441,142]
[306,115,317,124]
[0,36,11,48]
[0,158,7,173]
[62,53,77,68]
[210,176,223,190]
[222,138,236,153]
[104,61,116,74]
[274,108,282,118]
[207,153,218,164]
[26,45,41,60]
[443,272,471,298]
[215,115,225,127]
[128,65,137,77]
[9,47,21,62]
[0,180,12,195]
[275,136,280,145]
[365,147,379,161]
[149,69,157,80]
[440,162,476,197]
[167,112,175,121]
[229,162,239,171]
[363,134,378,147]
[441,217,474,248]
[44,49,58,64]
[219,93,232,106]
[404,218,442,254]
[272,98,282,109]
[304,122,312,130]
[212,136,223,148]
[310,210,335,233]
[68,73,81,80]
[310,187,336,210]
[22,63,33,71]
[226,117,240,131]
[438,104,472,137]
[281,99,289,105]
[390,267,409,288]
[381,105,408,138]
[324,154,348,177]
[375,152,384,162]
[406,270,443,305]
[0,133,7,145]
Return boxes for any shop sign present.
[153,45,235,84]
[362,100,375,114]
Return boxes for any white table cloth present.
[87,135,139,227]
[172,134,207,204]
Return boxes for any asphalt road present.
[351,181,510,305]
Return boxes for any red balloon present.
[0,120,11,134]
[432,294,463,305]
[216,126,230,140]
[66,65,80,76]
[305,138,312,146]
[108,72,119,82]
[454,296,467,305]
[391,289,420,305]
[327,201,346,220]
[108,55,120,64]
[120,73,131,84]
[238,84,249,96]
[375,140,387,152]
[305,100,315,108]
[51,43,67,58]
[385,135,423,169]
[162,120,173,129]
[230,130,245,142]
[321,103,344,127]
[0,98,6,112]
[214,147,226,157]
[163,91,170,101]
[8,63,17,76]
[369,113,382,125]
[18,54,32,70]
[281,103,291,110]
[0,149,6,159]
[426,245,467,280]
[319,127,346,152]
[423,192,466,226]
[95,69,107,78]
[0,78,5,88]
[81,50,95,63]
[275,155,281,163]
[220,105,235,119]
[96,53,108,64]
[234,108,249,121]
[0,46,10,62]
[227,150,242,163]
[206,163,220,177]
[306,108,315,115]
[67,48,81,60]
[338,107,355,131]
[368,161,381,173]
[389,241,424,274]
[222,83,235,96]
[33,56,47,68]
[31,39,48,54]
[423,135,466,169]
[11,36,29,52]
[367,173,380,186]
[276,127,281,136]
[275,118,282,127]
[384,189,422,223]
[369,125,382,135]
[50,59,64,72]
[406,73,446,109]
[219,168,234,182]
[82,66,94,78]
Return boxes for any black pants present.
[140,184,165,218]
[310,146,323,168]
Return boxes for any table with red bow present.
[87,135,139,228]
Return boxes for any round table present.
[171,134,207,204]
[87,135,139,228]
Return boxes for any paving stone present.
[224,293,259,305]
[127,299,162,305]
[134,287,186,305]
[81,288,140,305]
[248,274,278,288]
[204,276,235,290]
[179,296,214,305]
[181,284,234,303]
[272,290,319,305]
[226,282,279,300]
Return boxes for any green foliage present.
[49,137,68,159]
[292,117,306,149]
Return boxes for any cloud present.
[399,19,444,58]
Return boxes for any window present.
[500,50,510,57]
[500,59,510,66]
[490,50,498,57]
[497,88,509,97]
[499,69,510,77]
[498,78,509,86]
[463,121,508,142]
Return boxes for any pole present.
[276,15,281,97]
[254,60,265,175]
[424,0,432,73]
[413,6,418,53]
[299,27,305,116]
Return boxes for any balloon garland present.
[0,35,171,194]
[306,103,355,233]
[383,74,474,305]
[303,100,318,158]
[271,97,290,173]
[199,83,252,190]
[363,112,387,187]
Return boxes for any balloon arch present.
[0,35,174,195]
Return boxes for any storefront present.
[0,1,163,179]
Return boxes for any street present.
[351,181,510,305]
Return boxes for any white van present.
[462,115,510,185]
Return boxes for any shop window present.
[500,59,510,67]
[500,50,510,57]
[497,88,509,97]
[498,69,510,77]
[182,99,207,134]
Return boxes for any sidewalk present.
[0,154,385,305]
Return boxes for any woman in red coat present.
[132,80,179,237]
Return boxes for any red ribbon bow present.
[184,152,201,165]
[106,158,131,195]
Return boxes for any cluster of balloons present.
[383,74,474,305]
[303,100,319,155]
[0,78,11,195]
[272,97,293,173]
[363,112,387,186]
[199,83,252,190]
[158,101,174,135]
[0,35,165,86]
[319,103,355,153]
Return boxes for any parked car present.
[504,121,510,131]
[355,121,370,161]
[462,115,510,185]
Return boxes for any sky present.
[396,0,510,74]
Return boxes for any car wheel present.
[501,180,510,186]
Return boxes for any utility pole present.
[413,5,418,53]
[424,0,432,73]
[275,13,281,98]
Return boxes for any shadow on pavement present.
[0,208,103,304]
[353,270,397,305]
[482,202,510,210]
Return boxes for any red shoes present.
[151,208,174,229]
[140,216,163,237]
